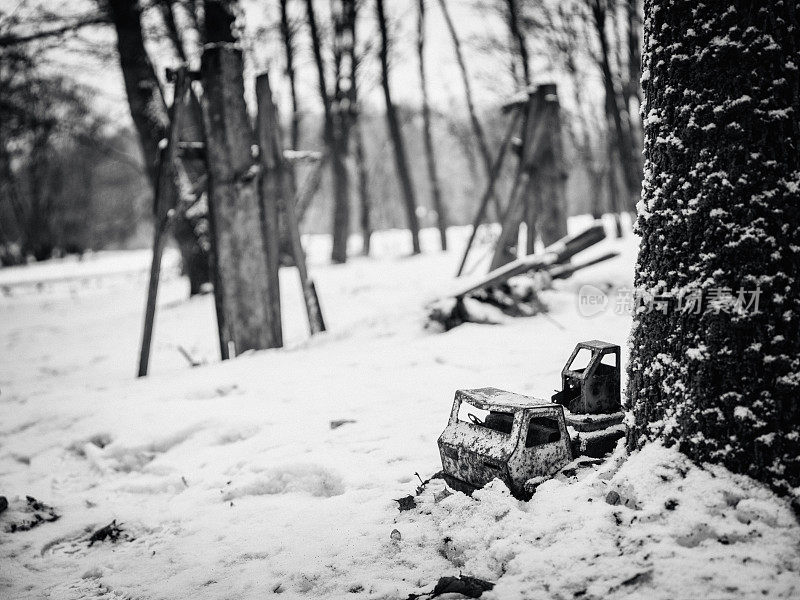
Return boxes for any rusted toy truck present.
[438,341,626,499]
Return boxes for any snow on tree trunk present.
[627,0,800,496]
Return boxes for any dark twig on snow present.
[88,520,124,546]
[408,575,495,599]
[177,345,201,367]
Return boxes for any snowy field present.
[1,220,798,599]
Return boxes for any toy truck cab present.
[438,388,572,499]
[552,340,626,457]
[552,340,620,414]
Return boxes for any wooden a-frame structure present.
[456,83,568,277]
[137,66,325,377]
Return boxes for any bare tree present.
[0,47,107,261]
[305,0,351,263]
[504,0,530,87]
[507,0,642,225]
[353,123,372,254]
[279,0,301,154]
[349,26,374,256]
[375,0,420,254]
[0,9,108,48]
[438,0,498,219]
[588,0,641,212]
[417,0,447,250]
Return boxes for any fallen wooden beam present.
[549,250,620,280]
[427,227,617,331]
[452,223,607,299]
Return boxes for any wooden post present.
[200,46,281,355]
[534,86,568,247]
[255,71,326,335]
[255,72,284,347]
[137,67,190,377]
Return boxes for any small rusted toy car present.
[437,341,626,499]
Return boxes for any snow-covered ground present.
[1,220,798,599]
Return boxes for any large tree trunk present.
[105,0,164,186]
[200,1,281,354]
[417,0,447,251]
[627,0,800,496]
[376,0,421,255]
[106,0,210,296]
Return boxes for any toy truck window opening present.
[457,400,515,435]
[600,352,617,368]
[567,347,593,373]
[525,416,561,447]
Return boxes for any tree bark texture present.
[627,0,800,496]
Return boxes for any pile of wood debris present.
[427,224,616,331]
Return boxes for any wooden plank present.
[531,86,568,247]
[255,71,326,335]
[452,224,607,299]
[255,72,284,348]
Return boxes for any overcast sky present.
[11,0,599,129]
